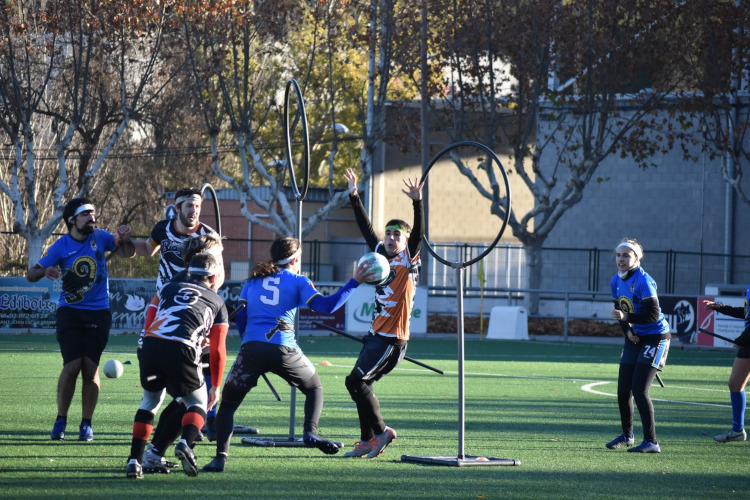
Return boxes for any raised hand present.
[344,168,358,196]
[402,177,424,201]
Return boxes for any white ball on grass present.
[358,252,391,286]
[103,359,124,379]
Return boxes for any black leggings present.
[214,373,323,457]
[617,362,658,443]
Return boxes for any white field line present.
[581,381,730,408]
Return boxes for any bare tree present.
[0,0,176,269]
[179,0,406,237]
[394,0,702,311]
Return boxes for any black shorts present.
[350,333,407,382]
[224,341,317,394]
[56,307,111,365]
[737,346,750,359]
[139,337,203,398]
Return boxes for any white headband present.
[68,204,95,223]
[275,248,302,265]
[189,263,222,276]
[175,194,202,205]
[201,245,223,257]
[616,242,642,259]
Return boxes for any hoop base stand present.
[401,454,520,467]
[400,265,520,468]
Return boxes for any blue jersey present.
[38,229,116,309]
[239,269,321,348]
[610,267,669,336]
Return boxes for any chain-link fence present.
[5,231,750,295]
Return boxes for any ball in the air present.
[103,359,123,379]
[358,252,390,285]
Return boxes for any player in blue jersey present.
[703,293,750,443]
[606,238,670,453]
[202,236,375,472]
[26,198,135,442]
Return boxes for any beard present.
[179,210,198,230]
[78,221,95,235]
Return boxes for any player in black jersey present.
[126,253,229,479]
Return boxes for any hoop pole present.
[456,265,466,459]
[288,198,303,440]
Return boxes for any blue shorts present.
[620,336,670,371]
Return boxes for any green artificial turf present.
[0,333,748,499]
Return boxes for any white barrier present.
[487,306,528,340]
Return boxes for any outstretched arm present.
[113,225,136,257]
[308,260,376,313]
[344,168,379,249]
[403,177,425,256]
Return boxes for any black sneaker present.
[202,455,227,472]
[126,459,143,479]
[174,440,198,476]
[627,440,661,453]
[302,432,340,455]
[233,424,259,434]
[605,433,634,450]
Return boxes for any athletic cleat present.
[142,448,171,474]
[126,459,144,479]
[366,427,397,458]
[713,428,746,443]
[202,455,227,473]
[342,440,372,458]
[51,418,66,440]
[174,440,199,476]
[143,443,178,468]
[302,432,340,455]
[194,430,204,442]
[605,433,634,450]
[78,423,94,442]
[627,440,661,453]
[233,424,259,435]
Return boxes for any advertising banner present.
[659,296,698,343]
[0,277,345,333]
[696,295,743,347]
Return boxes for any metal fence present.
[6,232,750,295]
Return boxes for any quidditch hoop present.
[284,78,310,202]
[200,183,221,237]
[419,141,511,269]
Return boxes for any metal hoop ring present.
[200,182,221,237]
[419,141,511,269]
[283,78,310,201]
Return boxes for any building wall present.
[538,115,750,263]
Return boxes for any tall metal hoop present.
[418,141,511,269]
[200,183,221,237]
[402,140,519,468]
[284,78,310,202]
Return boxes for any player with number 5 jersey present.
[202,236,375,472]
[606,238,670,454]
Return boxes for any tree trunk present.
[25,233,45,269]
[524,239,543,315]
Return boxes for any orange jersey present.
[370,243,420,341]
